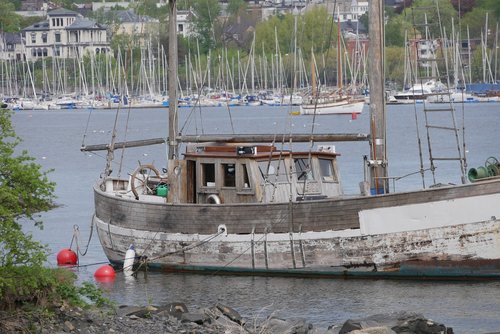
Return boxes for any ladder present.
[410,3,467,186]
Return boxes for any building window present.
[31,33,36,44]
[42,33,47,43]
[101,48,106,53]
[178,24,184,32]
[43,48,48,57]
[32,48,36,57]
[96,48,100,54]
[37,48,42,57]
[55,32,61,43]
[222,163,236,187]
[55,46,60,56]
[201,163,215,187]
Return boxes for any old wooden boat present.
[82,0,500,279]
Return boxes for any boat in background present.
[81,0,500,280]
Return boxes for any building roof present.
[47,8,79,17]
[23,20,50,31]
[67,17,107,30]
[2,32,22,44]
[114,10,158,23]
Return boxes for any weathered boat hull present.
[93,178,500,279]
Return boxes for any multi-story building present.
[22,8,110,60]
[0,33,24,60]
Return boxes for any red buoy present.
[57,248,78,266]
[94,265,116,282]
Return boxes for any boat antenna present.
[367,0,388,194]
[168,0,179,161]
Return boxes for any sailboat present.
[82,0,500,279]
[300,12,366,115]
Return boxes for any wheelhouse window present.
[258,159,288,183]
[201,163,215,187]
[241,163,250,188]
[222,163,235,187]
[294,158,314,181]
[319,158,337,182]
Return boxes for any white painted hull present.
[300,100,365,115]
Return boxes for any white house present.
[22,8,110,60]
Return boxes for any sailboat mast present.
[337,9,342,91]
[168,0,179,160]
[368,0,388,194]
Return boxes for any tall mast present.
[368,0,388,194]
[168,0,179,160]
[337,8,342,91]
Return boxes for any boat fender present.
[218,224,228,236]
[207,194,221,204]
[123,244,135,275]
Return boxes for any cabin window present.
[258,159,288,183]
[201,163,215,187]
[222,163,235,187]
[241,164,250,188]
[319,158,337,182]
[294,158,314,181]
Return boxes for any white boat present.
[82,0,500,280]
[388,80,447,104]
[300,96,365,115]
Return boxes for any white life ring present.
[207,194,221,204]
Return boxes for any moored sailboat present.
[82,0,500,279]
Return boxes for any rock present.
[392,317,453,334]
[337,312,453,334]
[215,303,244,325]
[259,316,313,334]
[64,320,75,332]
[181,312,209,325]
[350,328,397,334]
[156,302,189,320]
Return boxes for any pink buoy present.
[56,248,78,266]
[94,265,116,282]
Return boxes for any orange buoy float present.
[94,265,116,282]
[56,248,78,266]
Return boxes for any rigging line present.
[207,216,292,277]
[179,44,212,136]
[81,103,94,148]
[117,45,134,178]
[408,10,427,188]
[144,228,226,263]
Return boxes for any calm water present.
[12,103,500,333]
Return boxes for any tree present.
[190,0,221,52]
[227,0,247,17]
[0,0,22,32]
[0,109,56,267]
[402,0,457,39]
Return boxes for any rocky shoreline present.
[4,301,461,334]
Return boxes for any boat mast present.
[368,0,388,194]
[168,0,179,160]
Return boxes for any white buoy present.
[123,244,135,276]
